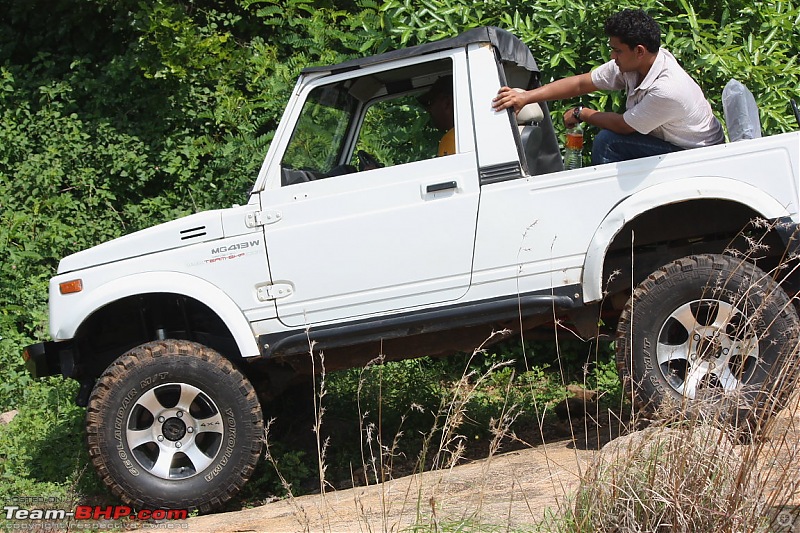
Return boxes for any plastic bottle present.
[564,126,584,170]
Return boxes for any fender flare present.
[582,178,791,303]
[53,271,260,357]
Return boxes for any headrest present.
[512,89,544,125]
[517,102,544,125]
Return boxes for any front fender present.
[49,271,260,357]
[582,177,792,303]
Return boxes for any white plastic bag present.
[722,79,761,141]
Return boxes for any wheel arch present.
[61,272,259,377]
[582,178,792,304]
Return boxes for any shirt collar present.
[635,48,668,92]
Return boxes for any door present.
[261,56,481,327]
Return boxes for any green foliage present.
[375,0,800,143]
[0,331,34,412]
[657,0,800,134]
[457,339,621,437]
[0,380,103,511]
[355,94,442,166]
[461,364,563,440]
[326,358,444,448]
[0,0,377,504]
[236,444,313,502]
[0,0,376,392]
[587,357,622,406]
[371,0,511,45]
[318,342,617,476]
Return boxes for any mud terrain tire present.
[616,254,799,431]
[86,340,263,512]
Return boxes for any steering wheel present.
[357,150,383,171]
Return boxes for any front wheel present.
[616,254,800,430]
[86,340,264,512]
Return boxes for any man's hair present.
[604,9,661,53]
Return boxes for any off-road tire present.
[616,254,800,431]
[86,340,263,512]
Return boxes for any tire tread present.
[85,340,263,512]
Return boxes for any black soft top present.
[302,26,539,75]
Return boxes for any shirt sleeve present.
[590,60,626,91]
[623,89,685,135]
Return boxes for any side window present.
[351,93,442,168]
[280,59,455,186]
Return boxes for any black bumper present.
[23,341,73,379]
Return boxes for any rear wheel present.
[86,340,263,512]
[616,254,799,430]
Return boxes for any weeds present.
[259,334,622,532]
[540,388,800,533]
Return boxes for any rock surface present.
[0,409,18,425]
[187,436,594,533]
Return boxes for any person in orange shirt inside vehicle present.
[418,75,456,157]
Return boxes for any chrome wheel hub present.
[126,383,224,480]
[656,299,759,399]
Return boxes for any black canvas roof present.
[302,26,539,75]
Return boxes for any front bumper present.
[22,341,74,379]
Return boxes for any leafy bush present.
[373,0,800,145]
[0,379,102,504]
[0,0,377,504]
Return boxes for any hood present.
[57,210,225,274]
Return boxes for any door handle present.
[426,181,457,193]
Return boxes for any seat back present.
[722,79,761,142]
[515,99,545,174]
[519,124,544,175]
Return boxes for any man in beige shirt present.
[492,9,724,165]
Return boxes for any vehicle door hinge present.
[257,282,294,302]
[245,211,282,228]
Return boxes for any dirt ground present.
[185,435,593,533]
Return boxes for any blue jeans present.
[591,129,684,165]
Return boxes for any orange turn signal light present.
[59,279,83,294]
